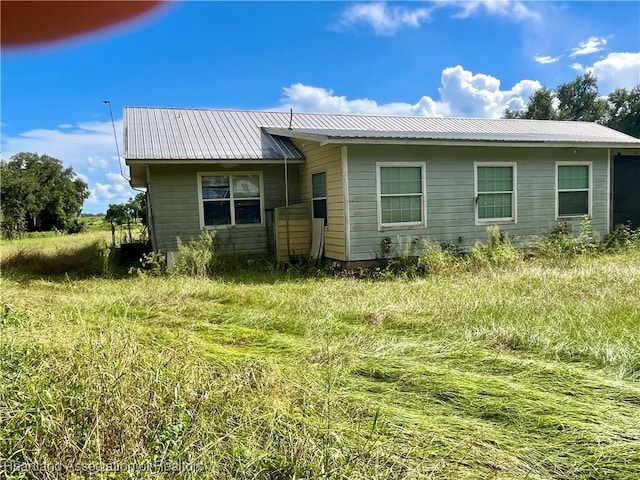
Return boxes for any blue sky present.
[2,1,639,213]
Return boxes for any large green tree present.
[556,72,609,122]
[504,74,640,138]
[505,87,556,120]
[605,85,640,138]
[0,152,89,238]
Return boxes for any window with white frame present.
[377,164,425,227]
[312,172,327,226]
[199,173,262,226]
[475,163,516,223]
[557,163,591,218]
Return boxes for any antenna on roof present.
[288,108,293,130]
[102,100,130,182]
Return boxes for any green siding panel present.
[148,163,299,253]
[346,145,609,261]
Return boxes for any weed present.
[467,225,521,269]
[129,251,168,277]
[170,230,219,276]
[604,222,640,251]
[417,240,460,275]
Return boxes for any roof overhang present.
[263,127,640,149]
[126,158,305,188]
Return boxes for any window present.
[312,172,327,225]
[199,173,262,227]
[377,163,425,228]
[475,163,516,223]
[557,163,591,218]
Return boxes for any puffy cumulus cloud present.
[279,84,434,115]
[437,66,541,117]
[570,36,607,57]
[534,55,561,64]
[280,66,541,119]
[587,52,640,91]
[1,120,135,214]
[86,173,133,210]
[336,2,431,35]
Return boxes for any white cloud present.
[86,173,133,209]
[336,0,540,35]
[570,36,607,57]
[1,120,134,214]
[437,66,541,117]
[280,65,541,119]
[450,0,540,21]
[534,55,561,64]
[87,156,109,172]
[571,62,584,72]
[587,52,640,91]
[280,84,427,115]
[337,2,432,35]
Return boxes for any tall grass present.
[1,231,639,478]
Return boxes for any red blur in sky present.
[1,1,164,48]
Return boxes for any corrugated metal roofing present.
[263,127,640,145]
[124,107,640,161]
[124,108,305,161]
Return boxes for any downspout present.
[264,130,293,261]
[146,165,158,252]
[285,109,293,260]
[284,154,291,260]
[607,148,612,234]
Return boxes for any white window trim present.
[474,162,518,226]
[376,162,427,231]
[555,161,592,220]
[197,172,265,229]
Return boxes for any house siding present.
[293,140,346,261]
[148,163,300,254]
[346,145,609,261]
[275,203,312,260]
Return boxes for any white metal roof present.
[124,107,305,161]
[124,107,640,161]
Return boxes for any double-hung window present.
[556,163,591,218]
[475,163,516,224]
[199,173,263,227]
[377,163,426,228]
[312,172,327,225]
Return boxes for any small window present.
[557,163,591,218]
[377,164,425,228]
[475,164,516,223]
[199,173,262,226]
[312,172,327,226]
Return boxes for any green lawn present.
[1,233,639,479]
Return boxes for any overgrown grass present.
[1,232,639,478]
[0,231,111,278]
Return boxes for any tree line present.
[0,152,147,241]
[504,73,640,138]
[1,152,89,238]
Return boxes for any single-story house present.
[124,107,640,264]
